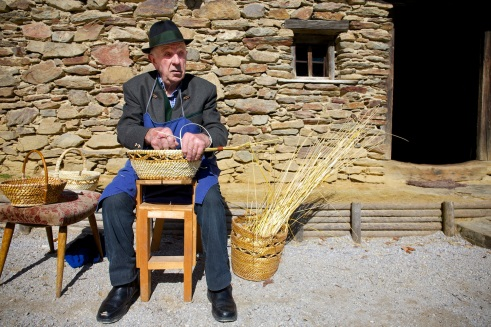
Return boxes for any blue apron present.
[98,114,220,209]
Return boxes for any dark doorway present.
[389,2,489,164]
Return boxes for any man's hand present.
[181,132,211,161]
[144,127,179,150]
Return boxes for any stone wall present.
[0,0,392,189]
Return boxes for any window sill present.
[278,78,357,84]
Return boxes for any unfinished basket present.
[230,216,288,281]
[51,148,100,191]
[0,150,67,207]
[127,149,201,180]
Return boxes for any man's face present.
[149,42,187,89]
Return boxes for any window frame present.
[284,19,349,82]
[293,40,336,79]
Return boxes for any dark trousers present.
[101,184,232,291]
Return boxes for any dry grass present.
[243,112,383,238]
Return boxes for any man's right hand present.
[144,127,179,150]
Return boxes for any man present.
[96,20,237,324]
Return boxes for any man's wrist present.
[205,134,212,147]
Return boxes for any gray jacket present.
[117,70,228,150]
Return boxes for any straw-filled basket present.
[51,147,100,191]
[230,112,382,281]
[230,216,288,281]
[0,150,67,207]
[127,149,201,180]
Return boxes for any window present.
[294,41,333,78]
[284,19,349,81]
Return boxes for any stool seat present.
[0,190,104,297]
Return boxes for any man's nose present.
[170,53,180,63]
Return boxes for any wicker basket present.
[0,150,67,207]
[127,149,201,180]
[51,148,100,192]
[230,216,288,281]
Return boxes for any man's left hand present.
[181,133,211,161]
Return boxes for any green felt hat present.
[142,20,192,54]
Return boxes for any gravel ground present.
[0,227,490,327]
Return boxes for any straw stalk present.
[246,113,380,238]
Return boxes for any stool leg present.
[137,208,151,301]
[150,218,164,252]
[45,227,55,253]
[88,213,104,261]
[183,212,193,302]
[0,222,15,278]
[56,226,67,298]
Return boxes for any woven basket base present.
[127,150,200,180]
[230,217,287,281]
[0,177,66,207]
[58,172,99,191]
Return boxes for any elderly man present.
[96,20,237,324]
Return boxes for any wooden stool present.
[0,190,103,298]
[135,178,199,302]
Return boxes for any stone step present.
[457,217,491,249]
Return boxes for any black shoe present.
[96,279,140,324]
[207,285,237,323]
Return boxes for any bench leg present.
[45,226,55,252]
[56,226,67,298]
[88,213,104,261]
[0,222,15,278]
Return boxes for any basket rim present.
[0,150,67,206]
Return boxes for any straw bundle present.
[231,112,382,280]
[245,112,381,239]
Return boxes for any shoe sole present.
[211,312,238,323]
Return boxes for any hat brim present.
[142,38,192,54]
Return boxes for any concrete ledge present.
[457,217,491,249]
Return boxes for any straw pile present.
[245,112,382,238]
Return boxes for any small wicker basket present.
[127,149,201,180]
[51,147,100,192]
[0,150,67,207]
[230,216,288,281]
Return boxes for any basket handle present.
[22,149,49,202]
[178,123,212,147]
[53,148,87,178]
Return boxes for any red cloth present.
[0,190,100,226]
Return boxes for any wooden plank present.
[361,216,441,223]
[351,202,361,243]
[361,230,437,237]
[284,19,349,34]
[136,178,193,186]
[301,230,350,238]
[306,203,351,210]
[453,202,491,209]
[476,31,491,160]
[148,255,184,270]
[385,26,395,160]
[454,208,491,218]
[303,216,350,223]
[442,201,455,236]
[303,222,351,230]
[360,203,442,210]
[361,209,441,217]
[310,209,351,217]
[361,222,441,230]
